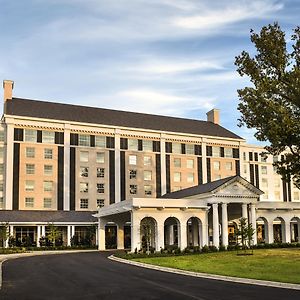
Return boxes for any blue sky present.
[1,0,299,143]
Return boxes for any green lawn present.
[132,249,300,284]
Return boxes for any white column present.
[71,225,75,237]
[130,212,140,252]
[115,130,121,203]
[67,225,71,246]
[201,211,209,247]
[95,224,99,246]
[41,225,46,237]
[156,220,164,251]
[117,223,124,249]
[63,124,71,211]
[179,222,187,250]
[201,140,207,183]
[221,203,228,247]
[160,135,166,195]
[250,203,257,245]
[242,203,248,220]
[212,203,219,247]
[5,122,14,210]
[266,221,274,244]
[37,226,41,247]
[283,221,291,243]
[98,219,106,251]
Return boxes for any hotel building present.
[0,80,299,251]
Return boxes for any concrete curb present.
[0,249,98,290]
[108,255,300,291]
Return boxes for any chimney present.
[206,109,220,125]
[3,80,14,102]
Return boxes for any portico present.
[94,176,269,252]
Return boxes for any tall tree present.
[235,23,300,188]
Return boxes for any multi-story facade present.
[0,80,299,251]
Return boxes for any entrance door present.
[105,225,117,249]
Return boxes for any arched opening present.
[187,217,202,247]
[273,217,285,243]
[291,217,300,242]
[164,217,180,248]
[105,222,117,249]
[140,217,157,252]
[256,217,268,244]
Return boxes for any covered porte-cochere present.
[94,175,296,252]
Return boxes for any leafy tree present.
[0,222,9,247]
[140,218,155,254]
[46,223,61,247]
[235,23,300,188]
[235,217,255,250]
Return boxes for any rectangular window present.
[80,182,89,193]
[142,140,152,152]
[224,148,233,158]
[43,198,52,208]
[294,192,300,201]
[275,191,281,201]
[187,173,194,183]
[130,184,137,194]
[97,199,105,208]
[44,148,53,159]
[128,139,138,151]
[243,152,247,161]
[95,136,106,148]
[261,178,268,188]
[24,129,37,142]
[80,199,89,209]
[225,162,233,171]
[129,155,137,165]
[172,143,181,154]
[186,159,194,169]
[26,147,35,158]
[25,180,35,192]
[0,164,3,175]
[186,144,194,155]
[96,152,105,163]
[144,170,152,181]
[25,197,34,208]
[44,165,53,176]
[261,166,267,175]
[0,197,3,208]
[213,161,220,171]
[78,134,90,146]
[174,158,181,168]
[80,167,89,177]
[129,170,137,179]
[44,181,53,192]
[0,182,3,192]
[144,185,152,196]
[0,131,4,142]
[0,147,3,159]
[97,168,105,178]
[42,131,55,144]
[243,164,247,174]
[26,164,35,175]
[80,151,89,162]
[144,156,151,166]
[97,183,105,193]
[260,153,267,162]
[174,172,181,182]
[212,147,221,157]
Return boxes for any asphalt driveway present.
[0,252,299,300]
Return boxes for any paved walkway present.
[0,251,299,300]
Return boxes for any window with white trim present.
[95,136,106,148]
[212,146,221,157]
[174,172,181,182]
[130,184,137,194]
[78,134,90,146]
[172,143,181,154]
[261,166,267,175]
[97,183,104,193]
[80,199,89,209]
[224,148,233,158]
[26,164,35,175]
[213,161,220,170]
[80,151,89,162]
[96,152,105,163]
[44,165,53,176]
[24,129,37,142]
[97,168,105,178]
[187,173,194,183]
[25,180,35,192]
[80,182,89,193]
[43,198,52,208]
[128,139,138,151]
[26,147,35,158]
[129,170,137,179]
[174,158,181,168]
[142,140,152,152]
[144,156,151,166]
[144,185,152,196]
[144,170,152,181]
[129,155,137,165]
[80,167,89,177]
[186,144,194,155]
[225,162,233,171]
[0,197,3,208]
[186,159,194,169]
[43,181,53,192]
[25,197,34,208]
[44,149,53,159]
[97,199,105,208]
[42,131,55,144]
